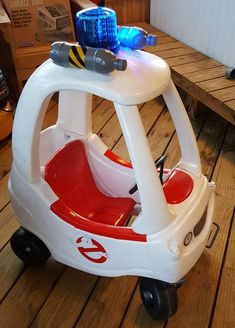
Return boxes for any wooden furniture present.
[14,46,51,90]
[102,0,150,24]
[71,0,150,23]
[134,22,235,125]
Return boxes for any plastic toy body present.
[9,49,215,319]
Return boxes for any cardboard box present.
[3,0,75,49]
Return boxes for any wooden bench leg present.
[186,94,198,120]
[17,79,24,92]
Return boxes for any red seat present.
[44,140,135,226]
[163,169,193,204]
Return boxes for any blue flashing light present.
[117,26,157,50]
[76,7,120,53]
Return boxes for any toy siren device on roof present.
[9,7,218,322]
[76,7,120,53]
[76,6,157,52]
[50,41,127,73]
[117,26,157,50]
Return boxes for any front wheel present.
[10,227,51,264]
[139,277,178,320]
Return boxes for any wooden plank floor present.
[0,92,234,328]
[133,23,235,126]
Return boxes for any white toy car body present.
[9,49,215,320]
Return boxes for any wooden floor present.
[0,91,234,327]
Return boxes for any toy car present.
[9,48,215,320]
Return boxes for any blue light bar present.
[76,7,120,53]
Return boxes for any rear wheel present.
[10,227,51,264]
[139,277,178,320]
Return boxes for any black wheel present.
[225,66,235,80]
[139,277,178,321]
[10,227,51,264]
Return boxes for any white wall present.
[150,0,235,67]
